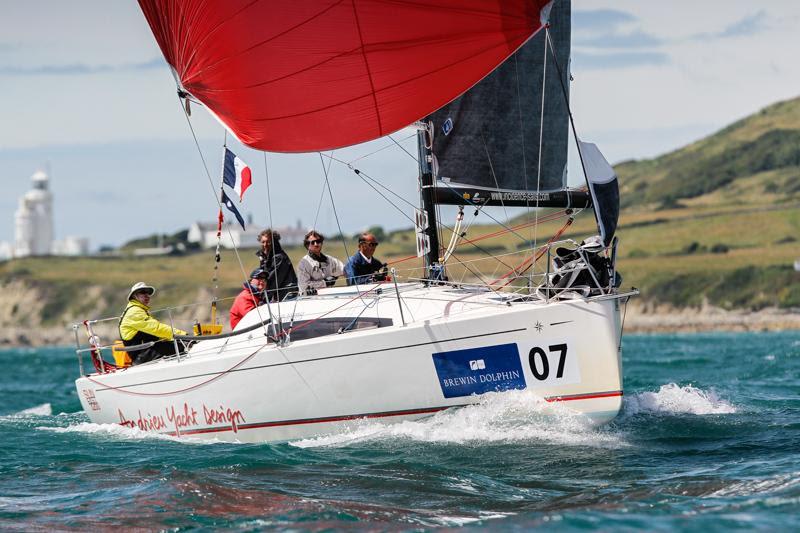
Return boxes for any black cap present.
[250,268,267,280]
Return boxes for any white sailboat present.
[74,0,636,443]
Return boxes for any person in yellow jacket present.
[119,282,187,365]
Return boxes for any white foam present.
[623,383,736,416]
[291,390,627,449]
[38,422,217,444]
[14,403,52,416]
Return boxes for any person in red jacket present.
[230,268,268,329]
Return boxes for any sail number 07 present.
[528,344,568,381]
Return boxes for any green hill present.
[617,96,800,209]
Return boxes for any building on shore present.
[52,236,91,256]
[14,170,53,257]
[187,220,306,249]
[3,170,91,259]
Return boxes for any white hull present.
[76,284,625,443]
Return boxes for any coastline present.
[623,302,800,334]
[1,304,797,348]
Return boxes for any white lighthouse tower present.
[14,170,54,257]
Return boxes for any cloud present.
[575,30,662,49]
[693,10,769,40]
[573,51,669,70]
[572,9,664,49]
[0,57,163,76]
[573,9,636,33]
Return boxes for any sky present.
[1,0,799,249]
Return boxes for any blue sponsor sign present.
[432,343,526,398]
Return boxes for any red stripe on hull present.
[545,390,623,402]
[136,390,624,438]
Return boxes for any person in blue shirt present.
[344,232,388,285]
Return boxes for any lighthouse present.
[14,170,54,257]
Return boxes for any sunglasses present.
[362,241,379,247]
[307,239,323,245]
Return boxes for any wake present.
[292,389,627,449]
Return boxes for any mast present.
[417,124,443,280]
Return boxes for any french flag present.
[222,148,252,201]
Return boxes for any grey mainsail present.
[426,0,585,208]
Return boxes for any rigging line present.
[545,29,595,225]
[532,27,549,282]
[388,133,418,163]
[347,133,416,164]
[353,170,417,227]
[479,128,510,226]
[435,179,531,243]
[320,152,417,211]
[312,151,334,230]
[353,168,418,210]
[323,151,516,272]
[210,131,229,310]
[262,152,283,337]
[353,168,517,271]
[261,151,320,400]
[318,152,351,262]
[493,218,573,289]
[448,251,496,291]
[454,203,488,251]
[318,152,370,304]
[513,52,534,262]
[176,93,259,316]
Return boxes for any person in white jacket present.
[297,230,345,294]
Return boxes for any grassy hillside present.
[617,97,800,209]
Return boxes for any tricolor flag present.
[221,190,246,230]
[222,148,252,201]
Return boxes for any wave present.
[709,472,800,498]
[623,383,736,417]
[14,403,53,416]
[291,390,627,449]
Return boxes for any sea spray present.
[292,389,627,449]
[622,383,737,417]
[14,403,52,416]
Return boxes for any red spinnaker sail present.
[138,0,553,153]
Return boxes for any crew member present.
[344,232,387,285]
[256,228,298,301]
[297,230,344,294]
[230,268,268,329]
[119,282,187,365]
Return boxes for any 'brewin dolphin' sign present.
[432,343,526,398]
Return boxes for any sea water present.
[0,331,798,530]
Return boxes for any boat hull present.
[76,288,624,443]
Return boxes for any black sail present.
[426,0,586,208]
